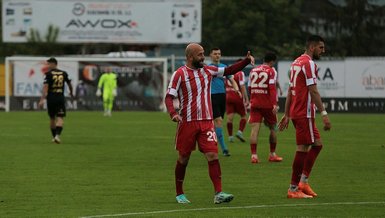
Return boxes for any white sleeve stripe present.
[269,79,276,84]
[309,60,316,78]
[168,88,178,96]
[306,78,315,86]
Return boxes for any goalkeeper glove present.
[113,89,117,97]
[96,88,101,97]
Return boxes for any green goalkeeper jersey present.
[98,72,117,92]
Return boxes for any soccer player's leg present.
[47,99,57,142]
[107,94,114,116]
[287,118,313,199]
[226,111,235,143]
[102,91,111,116]
[264,110,282,162]
[249,108,263,163]
[174,121,197,203]
[235,101,247,142]
[176,153,191,203]
[249,122,261,163]
[199,122,233,204]
[300,120,322,197]
[51,100,65,144]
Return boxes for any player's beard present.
[313,51,322,60]
[192,58,204,68]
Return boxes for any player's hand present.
[96,89,101,97]
[70,92,75,99]
[244,99,250,108]
[38,98,45,109]
[322,115,331,131]
[113,89,117,97]
[237,90,242,98]
[272,105,279,114]
[246,51,255,66]
[278,115,290,131]
[171,114,182,122]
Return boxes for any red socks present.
[250,143,257,155]
[303,145,322,177]
[175,161,187,195]
[226,122,233,136]
[270,143,277,153]
[208,159,222,193]
[239,118,247,132]
[291,151,307,186]
[176,159,223,195]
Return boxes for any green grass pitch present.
[0,111,384,217]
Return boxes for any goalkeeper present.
[96,69,117,116]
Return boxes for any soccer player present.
[209,48,236,156]
[278,35,331,199]
[164,43,254,204]
[38,57,74,143]
[96,68,117,116]
[248,52,283,163]
[225,67,249,143]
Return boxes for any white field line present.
[80,201,385,218]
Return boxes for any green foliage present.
[202,0,385,58]
[0,111,384,217]
[202,0,305,58]
[27,24,60,43]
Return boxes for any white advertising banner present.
[13,60,78,96]
[2,0,201,43]
[277,60,346,97]
[345,58,385,97]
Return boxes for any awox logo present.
[66,19,136,28]
[73,3,85,16]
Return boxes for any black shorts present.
[47,95,66,118]
[211,93,226,119]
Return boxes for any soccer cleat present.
[287,189,313,199]
[214,192,234,204]
[268,154,283,162]
[299,182,318,197]
[176,194,191,204]
[223,150,231,157]
[251,156,259,164]
[53,135,61,144]
[228,136,234,143]
[235,131,246,142]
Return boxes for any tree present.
[202,0,305,58]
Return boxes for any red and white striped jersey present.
[167,65,225,122]
[249,64,277,109]
[288,54,318,119]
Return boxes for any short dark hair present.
[263,51,277,63]
[306,35,325,48]
[210,47,220,53]
[47,57,57,65]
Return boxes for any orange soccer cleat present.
[268,154,283,162]
[299,182,318,197]
[287,189,313,199]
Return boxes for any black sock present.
[56,126,63,136]
[51,128,56,137]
